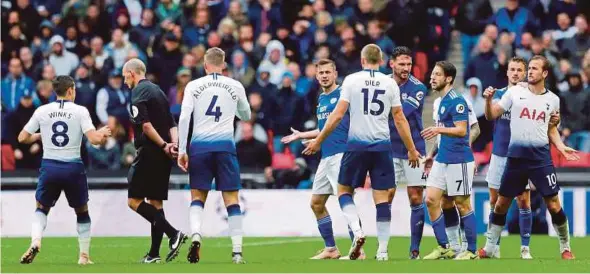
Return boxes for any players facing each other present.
[19,76,112,265]
[123,59,187,264]
[483,57,535,259]
[420,61,479,260]
[177,47,251,264]
[387,46,428,259]
[303,44,421,261]
[480,56,579,260]
[281,59,367,260]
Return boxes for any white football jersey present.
[432,95,478,145]
[178,73,251,155]
[340,69,400,151]
[23,100,95,162]
[498,85,559,160]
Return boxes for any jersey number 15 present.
[361,88,385,116]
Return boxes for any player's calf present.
[407,186,425,258]
[545,195,574,259]
[75,207,92,263]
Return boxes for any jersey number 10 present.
[206,95,223,122]
[361,88,385,116]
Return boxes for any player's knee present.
[407,187,423,206]
[310,201,326,214]
[544,194,562,213]
[425,195,439,208]
[516,194,531,209]
[74,204,88,214]
[127,198,141,211]
[493,196,511,214]
[454,200,472,215]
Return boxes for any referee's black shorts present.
[127,145,172,200]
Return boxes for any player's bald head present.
[204,47,226,67]
[361,44,383,65]
[123,58,146,75]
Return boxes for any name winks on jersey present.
[48,111,73,119]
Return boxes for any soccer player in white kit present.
[303,44,421,261]
[479,55,579,260]
[18,76,111,265]
[177,47,251,264]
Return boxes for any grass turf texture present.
[2,236,588,273]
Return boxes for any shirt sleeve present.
[132,91,150,124]
[339,76,352,103]
[389,80,402,108]
[80,107,96,134]
[178,82,196,155]
[236,83,251,121]
[23,109,40,134]
[452,98,469,123]
[498,88,514,111]
[402,88,425,116]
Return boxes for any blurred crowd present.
[1,0,590,189]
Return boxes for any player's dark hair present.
[434,61,457,84]
[52,75,75,97]
[391,46,412,61]
[509,56,527,68]
[315,58,336,70]
[530,55,551,72]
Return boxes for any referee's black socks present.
[137,202,178,239]
[149,209,165,257]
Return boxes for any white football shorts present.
[312,153,343,195]
[393,158,426,186]
[427,160,475,196]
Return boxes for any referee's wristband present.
[161,142,168,149]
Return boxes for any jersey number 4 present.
[206,95,223,122]
[361,88,385,116]
[51,121,70,147]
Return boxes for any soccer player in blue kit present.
[387,46,428,259]
[303,44,421,261]
[479,56,579,260]
[282,58,366,260]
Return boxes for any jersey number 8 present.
[51,121,70,147]
[361,88,386,116]
[206,95,223,122]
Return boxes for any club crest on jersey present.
[416,91,424,100]
[330,98,337,104]
[545,103,550,111]
[456,104,465,114]
[131,105,139,118]
[519,107,546,122]
[401,93,408,100]
[440,106,445,114]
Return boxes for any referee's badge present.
[131,105,139,118]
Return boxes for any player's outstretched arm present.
[302,101,348,155]
[392,106,421,167]
[548,123,580,161]
[236,84,252,121]
[17,131,41,144]
[281,128,320,144]
[85,126,112,145]
[483,87,505,120]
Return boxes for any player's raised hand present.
[178,154,189,172]
[98,126,112,137]
[408,149,421,168]
[558,145,580,161]
[302,139,320,155]
[549,111,561,126]
[281,128,301,144]
[483,86,496,99]
[420,127,440,140]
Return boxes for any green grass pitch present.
[2,236,589,272]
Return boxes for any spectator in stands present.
[248,0,282,38]
[30,20,54,58]
[464,77,492,152]
[155,0,181,24]
[560,71,590,152]
[455,0,494,64]
[225,0,249,27]
[183,8,211,48]
[248,69,277,130]
[130,9,157,51]
[259,40,287,85]
[7,92,41,169]
[218,18,239,53]
[367,19,395,73]
[230,49,256,89]
[86,135,121,170]
[1,58,35,112]
[73,64,98,124]
[11,0,41,40]
[61,0,90,20]
[562,15,590,70]
[48,35,79,76]
[64,25,89,57]
[292,20,315,65]
[85,4,111,43]
[465,35,504,90]
[4,24,28,61]
[105,28,139,70]
[150,33,183,93]
[553,12,578,48]
[96,70,128,126]
[272,72,309,154]
[33,80,55,106]
[168,68,191,108]
[19,47,35,79]
[491,0,539,47]
[335,38,361,78]
[274,25,299,64]
[40,63,56,82]
[515,32,534,60]
[236,122,272,171]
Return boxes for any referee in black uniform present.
[122,58,187,263]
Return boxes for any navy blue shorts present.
[189,152,241,191]
[338,151,395,190]
[36,159,88,208]
[499,157,559,198]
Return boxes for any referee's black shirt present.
[130,79,177,149]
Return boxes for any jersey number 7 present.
[206,95,223,122]
[361,88,385,116]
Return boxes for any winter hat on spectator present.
[49,35,64,46]
[282,71,295,81]
[39,20,54,31]
[109,69,123,78]
[176,68,191,77]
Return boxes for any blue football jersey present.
[492,87,511,157]
[434,89,474,164]
[389,75,427,159]
[317,86,349,158]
